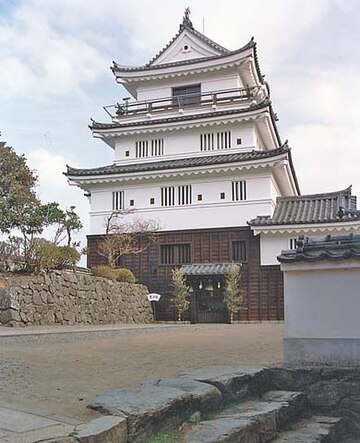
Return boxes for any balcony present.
[103,86,263,121]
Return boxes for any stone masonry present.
[0,271,153,327]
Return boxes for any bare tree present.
[97,209,160,268]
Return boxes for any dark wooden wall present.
[87,226,284,321]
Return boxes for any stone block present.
[0,308,20,324]
[75,415,127,443]
[89,377,222,442]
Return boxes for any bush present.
[33,240,80,272]
[114,268,136,283]
[91,265,118,281]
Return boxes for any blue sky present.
[1,0,359,248]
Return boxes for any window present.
[220,192,225,200]
[125,150,130,157]
[289,238,298,249]
[129,199,134,207]
[232,241,247,262]
[172,84,201,106]
[178,185,192,205]
[151,138,164,156]
[236,138,242,145]
[160,244,191,265]
[150,198,155,205]
[135,140,148,158]
[200,131,231,151]
[135,138,164,158]
[197,194,202,201]
[161,185,192,206]
[232,181,247,201]
[161,186,175,206]
[112,191,124,210]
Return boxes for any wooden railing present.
[103,86,261,119]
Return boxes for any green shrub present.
[115,268,136,283]
[91,265,118,281]
[33,241,80,272]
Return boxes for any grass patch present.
[148,430,183,443]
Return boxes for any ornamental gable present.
[151,29,226,66]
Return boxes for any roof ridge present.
[277,187,352,202]
[66,146,289,177]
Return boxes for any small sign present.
[147,293,162,302]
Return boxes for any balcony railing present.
[103,86,262,119]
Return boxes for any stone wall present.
[0,271,153,326]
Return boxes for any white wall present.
[88,173,274,234]
[114,122,256,163]
[284,267,360,339]
[136,71,242,102]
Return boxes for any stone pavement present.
[0,406,81,443]
[0,323,193,442]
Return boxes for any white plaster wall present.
[136,71,242,102]
[88,173,274,234]
[284,267,360,339]
[114,122,256,163]
[260,232,328,266]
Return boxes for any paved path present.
[0,322,284,442]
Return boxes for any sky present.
[1,0,359,250]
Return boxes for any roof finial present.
[181,7,193,30]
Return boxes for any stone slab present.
[89,377,222,442]
[75,415,127,443]
[215,391,305,441]
[181,366,269,402]
[46,414,83,427]
[182,416,259,443]
[272,415,343,442]
[1,423,74,443]
[0,406,65,432]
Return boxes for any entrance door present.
[193,289,227,323]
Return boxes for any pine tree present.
[224,264,246,323]
[171,268,190,321]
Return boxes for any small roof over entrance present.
[180,263,237,276]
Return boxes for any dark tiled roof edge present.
[65,146,289,178]
[112,36,255,73]
[278,234,360,263]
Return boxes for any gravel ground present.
[0,323,284,422]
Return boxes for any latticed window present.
[135,138,164,158]
[160,244,191,265]
[161,187,176,206]
[231,181,247,201]
[112,191,124,210]
[178,185,192,205]
[232,241,247,262]
[161,185,192,206]
[289,238,298,249]
[200,131,231,151]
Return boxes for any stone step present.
[271,415,344,442]
[181,390,305,443]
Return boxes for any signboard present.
[147,293,162,302]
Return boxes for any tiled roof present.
[66,146,290,178]
[180,263,237,276]
[112,40,253,73]
[278,234,360,263]
[249,187,360,226]
[90,99,273,131]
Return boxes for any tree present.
[223,264,246,323]
[0,142,42,244]
[98,209,160,268]
[171,268,190,322]
[0,142,83,272]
